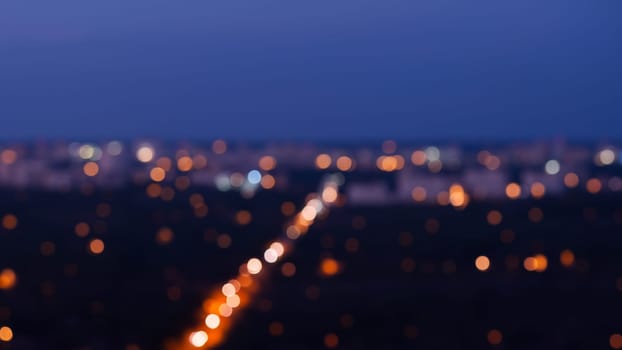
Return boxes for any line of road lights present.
[168,176,342,350]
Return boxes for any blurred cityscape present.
[0,139,621,199]
[1,139,622,350]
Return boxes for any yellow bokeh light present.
[226,294,241,308]
[218,303,233,317]
[322,187,338,203]
[599,149,616,165]
[78,145,95,159]
[189,331,208,347]
[222,283,236,297]
[247,258,263,275]
[377,156,396,172]
[205,314,220,329]
[270,242,285,257]
[301,206,318,221]
[136,146,154,163]
[263,248,279,263]
[449,184,467,207]
[451,192,468,207]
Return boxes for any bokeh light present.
[475,256,490,271]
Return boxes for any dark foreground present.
[1,185,622,350]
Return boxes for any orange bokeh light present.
[505,183,521,199]
[258,156,277,171]
[320,258,340,277]
[0,269,17,290]
[89,239,105,255]
[475,256,490,271]
[315,154,332,169]
[83,162,99,177]
[150,167,166,182]
[2,214,18,230]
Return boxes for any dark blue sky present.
[1,0,620,140]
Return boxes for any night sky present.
[1,0,621,140]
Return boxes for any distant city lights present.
[136,145,155,163]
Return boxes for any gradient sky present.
[1,0,621,140]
